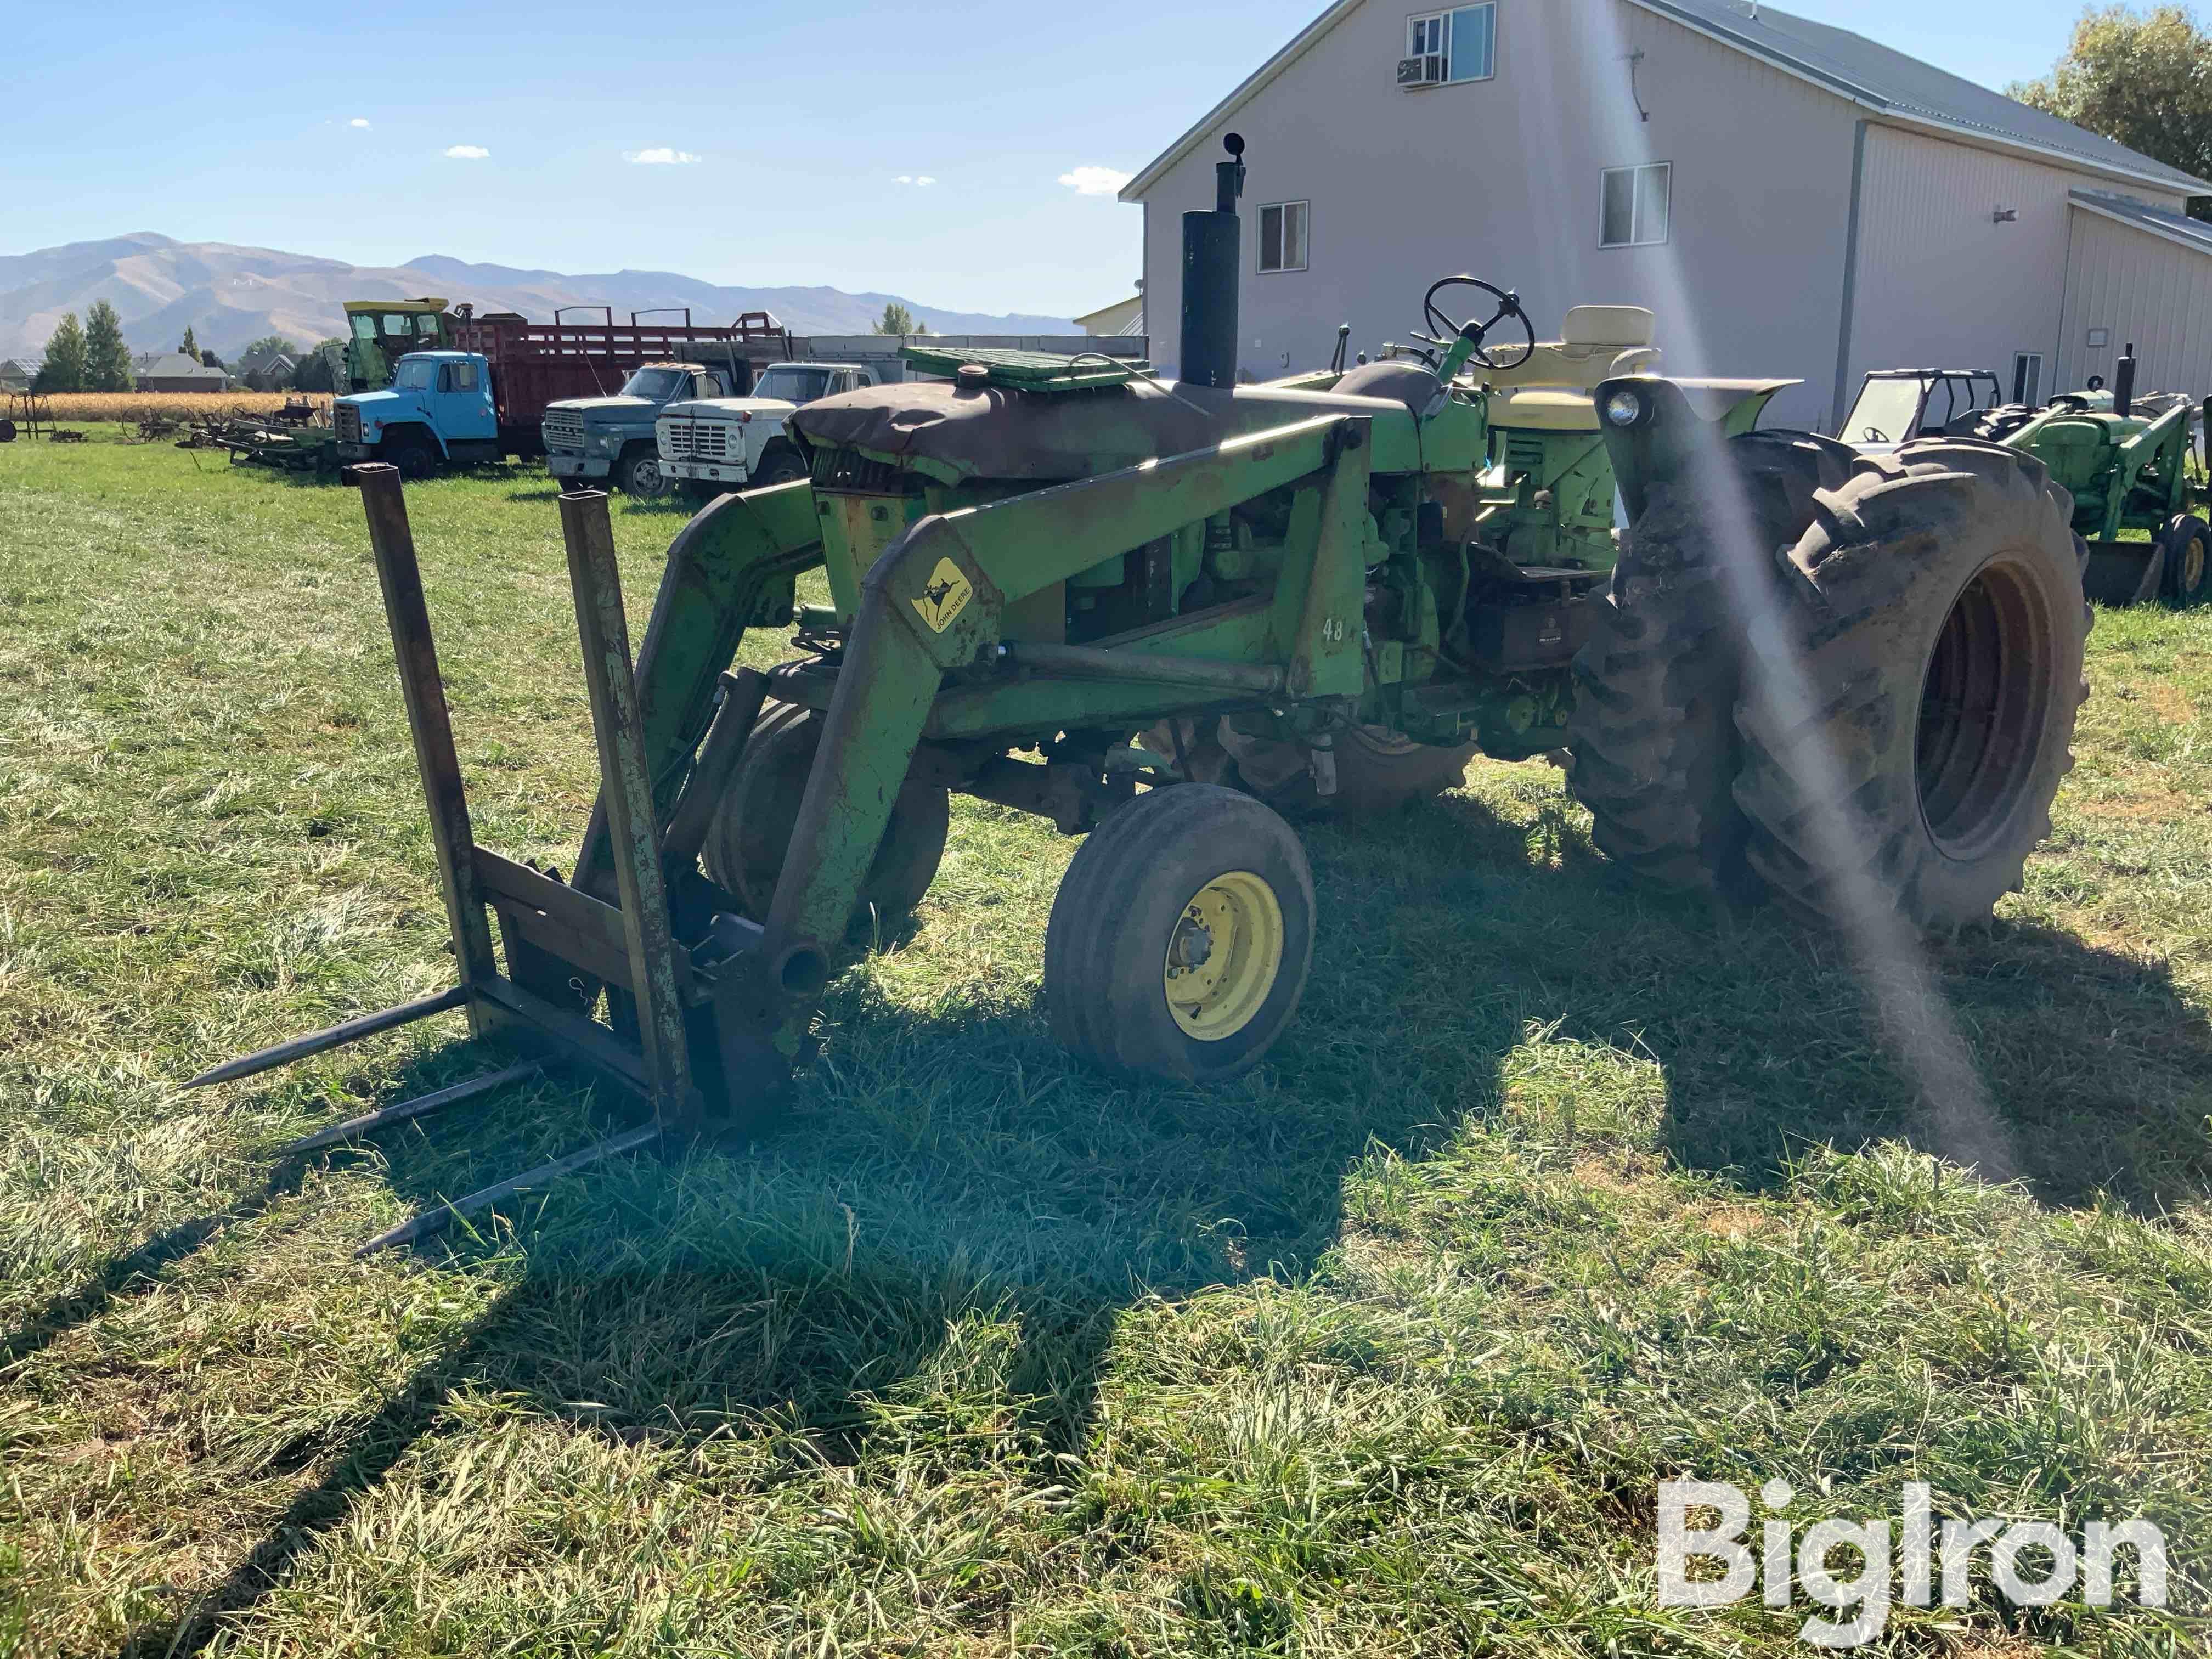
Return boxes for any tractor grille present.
[540,409,586,450]
[810,445,919,495]
[334,403,362,443]
[660,419,733,462]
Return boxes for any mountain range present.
[0,234,1079,362]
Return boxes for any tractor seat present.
[1482,305,1658,393]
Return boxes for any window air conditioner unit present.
[1398,54,1445,87]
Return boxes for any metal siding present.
[1843,125,2192,412]
[1139,0,1860,429]
[2059,210,2212,396]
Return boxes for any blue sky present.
[3,0,2094,317]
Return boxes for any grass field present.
[2,428,2210,1656]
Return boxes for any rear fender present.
[1595,376,1798,520]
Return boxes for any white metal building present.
[1120,0,2212,432]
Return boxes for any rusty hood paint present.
[791,377,1451,483]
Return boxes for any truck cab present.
[333,351,498,477]
[541,360,743,499]
[656,361,876,501]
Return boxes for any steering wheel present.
[1420,276,1537,373]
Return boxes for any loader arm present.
[574,478,824,898]
[763,411,1373,989]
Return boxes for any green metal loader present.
[195,136,2095,1249]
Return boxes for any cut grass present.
[2,437,2209,1656]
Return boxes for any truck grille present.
[541,409,586,450]
[661,419,732,462]
[334,403,361,443]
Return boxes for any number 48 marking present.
[1319,616,1350,644]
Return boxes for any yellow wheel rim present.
[2185,535,2207,596]
[1163,870,1284,1042]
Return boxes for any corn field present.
[9,391,333,425]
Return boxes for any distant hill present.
[0,234,1079,361]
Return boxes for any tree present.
[83,300,134,392]
[873,302,918,336]
[34,312,87,393]
[2011,5,2212,219]
[179,324,199,360]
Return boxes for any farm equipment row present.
[189,135,2118,1254]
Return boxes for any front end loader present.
[194,137,2092,1249]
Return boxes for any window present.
[1407,4,1496,82]
[1259,201,1310,273]
[1600,162,1671,247]
[438,361,479,393]
[2013,352,2044,404]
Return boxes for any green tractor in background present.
[1842,358,2209,608]
[210,136,2097,1229]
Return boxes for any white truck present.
[655,361,877,503]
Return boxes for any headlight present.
[1603,390,1645,428]
[599,430,624,452]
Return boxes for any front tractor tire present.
[1044,785,1315,1082]
[2160,512,2209,606]
[1733,442,2090,932]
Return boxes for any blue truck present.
[331,307,778,481]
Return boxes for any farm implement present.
[190,137,2095,1250]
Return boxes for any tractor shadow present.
[112,773,2212,1652]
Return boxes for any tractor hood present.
[548,395,653,416]
[341,389,425,430]
[792,378,1452,484]
[662,397,799,422]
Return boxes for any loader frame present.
[192,412,1376,1252]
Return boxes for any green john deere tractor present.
[1842,359,2209,607]
[201,136,2095,1244]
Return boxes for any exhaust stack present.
[1179,133,1248,390]
[2115,343,2138,419]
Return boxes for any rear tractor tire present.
[1044,784,1314,1082]
[1732,441,2090,932]
[701,701,949,928]
[2160,512,2209,606]
[1566,430,1855,898]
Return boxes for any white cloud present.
[444,144,490,160]
[894,174,938,187]
[1059,165,1133,198]
[349,117,370,129]
[626,146,701,165]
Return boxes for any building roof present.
[1073,295,1146,332]
[1121,0,2212,201]
[2070,189,2212,259]
[133,352,227,381]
